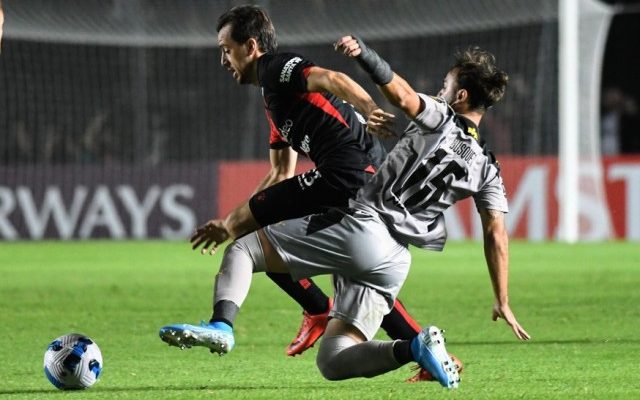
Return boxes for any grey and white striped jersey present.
[350,93,508,250]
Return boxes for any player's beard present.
[230,67,246,84]
[235,70,247,84]
[238,72,254,85]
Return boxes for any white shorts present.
[263,208,411,340]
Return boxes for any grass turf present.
[0,241,638,399]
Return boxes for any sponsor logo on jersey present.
[300,134,311,154]
[280,57,302,83]
[448,138,477,164]
[297,168,322,190]
[279,119,293,141]
[467,126,479,140]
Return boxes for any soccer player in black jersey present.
[171,5,438,380]
[161,36,529,388]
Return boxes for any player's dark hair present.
[452,47,508,111]
[216,5,277,53]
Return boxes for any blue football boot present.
[410,325,460,389]
[159,321,235,355]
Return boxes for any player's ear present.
[456,88,468,105]
[245,38,259,56]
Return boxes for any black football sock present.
[392,339,414,364]
[266,272,330,315]
[380,298,422,340]
[210,299,239,328]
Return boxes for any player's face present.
[437,69,460,108]
[217,24,255,85]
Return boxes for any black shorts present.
[249,167,370,227]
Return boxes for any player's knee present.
[220,241,251,272]
[316,347,343,381]
[225,233,267,273]
[315,335,356,381]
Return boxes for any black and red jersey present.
[258,52,386,191]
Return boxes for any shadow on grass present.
[455,338,640,346]
[0,384,329,395]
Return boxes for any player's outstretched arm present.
[334,35,422,119]
[190,148,297,255]
[479,208,531,341]
[305,66,396,139]
[191,202,260,255]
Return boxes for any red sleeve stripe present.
[301,66,349,128]
[265,109,286,145]
[300,92,350,128]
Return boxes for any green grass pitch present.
[0,240,638,399]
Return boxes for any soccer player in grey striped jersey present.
[161,36,530,388]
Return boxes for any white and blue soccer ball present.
[43,333,103,390]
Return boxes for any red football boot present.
[286,298,333,356]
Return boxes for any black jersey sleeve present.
[258,53,315,95]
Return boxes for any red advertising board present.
[217,156,640,241]
[1,157,637,240]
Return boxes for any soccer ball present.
[43,333,103,390]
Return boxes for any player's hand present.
[334,35,361,58]
[367,108,396,138]
[190,219,230,255]
[492,302,531,341]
